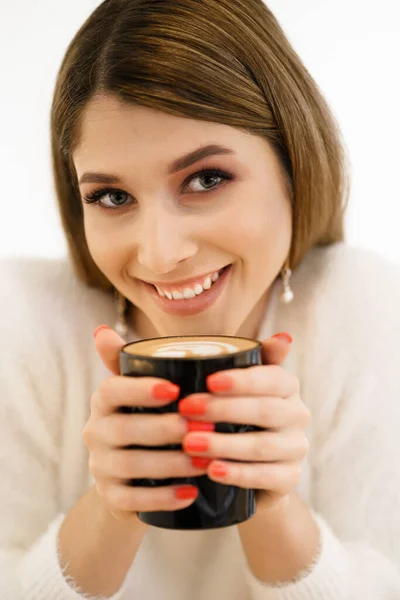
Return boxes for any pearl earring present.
[114,290,129,338]
[280,266,294,304]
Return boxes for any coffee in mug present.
[124,336,257,358]
[120,335,262,530]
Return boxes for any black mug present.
[119,335,262,530]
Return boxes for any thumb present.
[93,325,126,375]
[261,332,293,366]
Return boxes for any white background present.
[0,0,399,264]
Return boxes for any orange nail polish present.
[94,325,111,338]
[179,397,208,416]
[152,383,180,401]
[272,332,293,344]
[210,463,228,478]
[175,485,199,500]
[191,457,212,469]
[187,421,215,433]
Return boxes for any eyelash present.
[82,168,235,211]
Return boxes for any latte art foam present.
[152,341,240,358]
[123,335,258,359]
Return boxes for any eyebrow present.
[78,144,235,185]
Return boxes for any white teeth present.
[155,267,225,300]
[194,284,204,295]
[172,291,184,300]
[183,288,196,299]
[202,276,212,290]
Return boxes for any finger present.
[91,449,209,480]
[262,333,293,366]
[99,482,199,512]
[94,325,126,375]
[92,412,190,447]
[179,394,308,429]
[183,431,309,462]
[92,376,180,416]
[207,460,302,492]
[206,364,299,398]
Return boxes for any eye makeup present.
[81,167,235,211]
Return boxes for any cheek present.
[234,200,292,264]
[83,213,129,274]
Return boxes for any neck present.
[130,306,158,340]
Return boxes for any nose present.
[136,205,198,275]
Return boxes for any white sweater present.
[1,242,400,600]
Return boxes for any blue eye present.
[82,188,134,209]
[183,169,234,193]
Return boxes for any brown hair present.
[51,0,350,290]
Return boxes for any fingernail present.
[179,397,208,416]
[174,485,199,500]
[94,325,111,338]
[210,462,229,478]
[152,383,180,401]
[184,436,210,453]
[272,332,293,344]
[187,421,215,433]
[191,457,212,469]
[207,373,232,393]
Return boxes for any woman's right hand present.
[83,326,209,518]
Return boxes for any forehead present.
[72,94,280,186]
[74,94,240,160]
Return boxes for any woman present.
[1,0,400,598]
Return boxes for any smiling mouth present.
[151,266,228,300]
[141,265,232,316]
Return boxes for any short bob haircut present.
[51,0,350,291]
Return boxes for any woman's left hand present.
[178,333,311,513]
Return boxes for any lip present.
[143,265,232,316]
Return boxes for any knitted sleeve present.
[243,247,400,599]
[0,259,127,599]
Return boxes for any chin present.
[158,325,224,338]
[159,318,241,338]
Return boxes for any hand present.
[82,326,209,519]
[178,333,311,514]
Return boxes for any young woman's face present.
[73,94,292,338]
